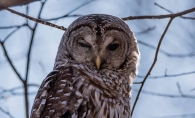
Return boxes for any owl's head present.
[55,14,139,75]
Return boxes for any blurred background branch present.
[0,107,14,118]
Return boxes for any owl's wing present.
[30,70,58,118]
[30,67,88,118]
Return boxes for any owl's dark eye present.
[108,43,119,51]
[78,42,91,49]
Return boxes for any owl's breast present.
[71,68,131,118]
[37,66,131,118]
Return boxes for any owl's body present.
[31,14,140,118]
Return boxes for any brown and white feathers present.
[30,14,140,118]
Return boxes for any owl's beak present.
[95,56,101,70]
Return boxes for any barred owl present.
[30,14,140,118]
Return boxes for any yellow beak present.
[95,56,101,70]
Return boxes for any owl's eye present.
[78,42,91,49]
[108,43,119,51]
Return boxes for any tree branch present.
[138,40,195,58]
[0,0,39,10]
[0,84,39,95]
[137,70,195,79]
[0,107,14,118]
[5,7,66,31]
[41,0,95,21]
[154,2,195,20]
[131,18,174,116]
[150,113,195,118]
[0,24,26,29]
[0,42,24,82]
[133,89,195,99]
[122,7,195,20]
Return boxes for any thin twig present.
[0,107,14,118]
[0,43,24,82]
[191,88,195,92]
[42,14,82,21]
[131,18,174,116]
[41,0,95,21]
[137,70,195,79]
[149,113,195,118]
[0,84,39,95]
[0,84,39,100]
[5,7,66,31]
[133,89,195,99]
[3,26,23,43]
[0,92,37,99]
[122,7,195,20]
[133,81,143,84]
[138,40,195,58]
[154,2,195,20]
[0,24,25,29]
[135,26,156,34]
[23,1,48,118]
[38,61,47,75]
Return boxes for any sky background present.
[0,0,195,118]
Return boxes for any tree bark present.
[0,0,36,10]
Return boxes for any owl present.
[30,14,140,118]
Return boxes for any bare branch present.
[0,84,39,100]
[38,61,47,76]
[135,26,156,35]
[0,84,39,95]
[133,89,195,99]
[122,7,195,21]
[150,113,195,118]
[41,14,82,21]
[138,40,195,58]
[3,3,195,33]
[137,70,195,79]
[131,18,174,116]
[0,42,24,82]
[191,88,195,92]
[0,0,38,10]
[154,3,195,20]
[23,1,48,117]
[176,82,183,96]
[0,107,14,118]
[2,25,24,43]
[0,24,26,29]
[5,7,66,31]
[133,81,143,84]
[41,0,96,21]
[0,92,37,100]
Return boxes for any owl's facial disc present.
[69,27,127,71]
